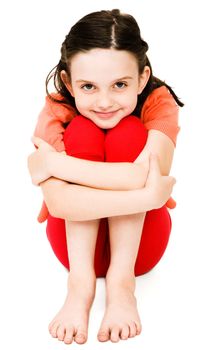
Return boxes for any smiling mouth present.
[94,110,119,119]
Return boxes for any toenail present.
[98,332,109,342]
[111,336,119,342]
[76,334,86,341]
[64,338,72,344]
[99,332,107,336]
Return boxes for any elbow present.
[42,180,94,221]
[45,192,84,222]
[41,179,76,220]
[45,194,70,220]
[41,183,67,219]
[44,196,62,219]
[46,199,73,220]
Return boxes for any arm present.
[40,155,175,221]
[30,137,148,191]
[48,151,147,190]
[41,178,150,221]
[52,128,174,191]
[29,130,172,193]
[134,129,176,209]
[134,129,174,176]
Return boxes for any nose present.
[96,91,114,111]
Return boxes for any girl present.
[28,9,182,345]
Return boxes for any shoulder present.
[140,86,180,146]
[141,86,178,120]
[44,93,77,122]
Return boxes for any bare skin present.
[97,213,145,342]
[48,219,100,344]
[48,270,96,344]
[48,213,145,344]
[98,271,142,342]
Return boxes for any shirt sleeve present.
[140,86,180,146]
[33,94,77,152]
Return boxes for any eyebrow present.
[76,76,133,84]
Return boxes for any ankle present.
[106,266,136,292]
[67,268,96,290]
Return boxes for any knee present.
[105,115,148,162]
[63,115,105,161]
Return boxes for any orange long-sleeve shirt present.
[34,86,180,222]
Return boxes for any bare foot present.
[49,270,96,345]
[97,272,142,342]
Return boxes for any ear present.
[138,66,151,94]
[60,70,74,96]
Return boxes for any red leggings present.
[46,115,172,277]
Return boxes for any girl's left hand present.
[27,136,58,186]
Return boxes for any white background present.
[0,0,215,349]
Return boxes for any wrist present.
[137,187,155,212]
[48,151,59,178]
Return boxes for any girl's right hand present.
[27,136,57,186]
[145,154,176,210]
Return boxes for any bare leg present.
[97,213,146,342]
[49,219,100,345]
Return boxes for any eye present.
[81,84,95,91]
[114,81,127,89]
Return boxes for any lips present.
[94,110,118,119]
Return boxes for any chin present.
[90,115,122,129]
[99,121,119,130]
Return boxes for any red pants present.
[46,115,172,277]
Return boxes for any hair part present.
[46,9,184,113]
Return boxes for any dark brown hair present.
[46,9,184,116]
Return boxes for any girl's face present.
[62,48,150,129]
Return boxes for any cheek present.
[121,91,138,109]
[74,93,92,110]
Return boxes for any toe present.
[49,322,58,338]
[110,326,120,343]
[74,328,87,344]
[97,326,110,342]
[135,321,142,335]
[48,320,55,332]
[64,327,74,344]
[120,325,130,340]
[57,325,65,341]
[129,321,137,338]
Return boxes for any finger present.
[166,175,176,186]
[163,176,177,196]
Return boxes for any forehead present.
[70,48,138,80]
